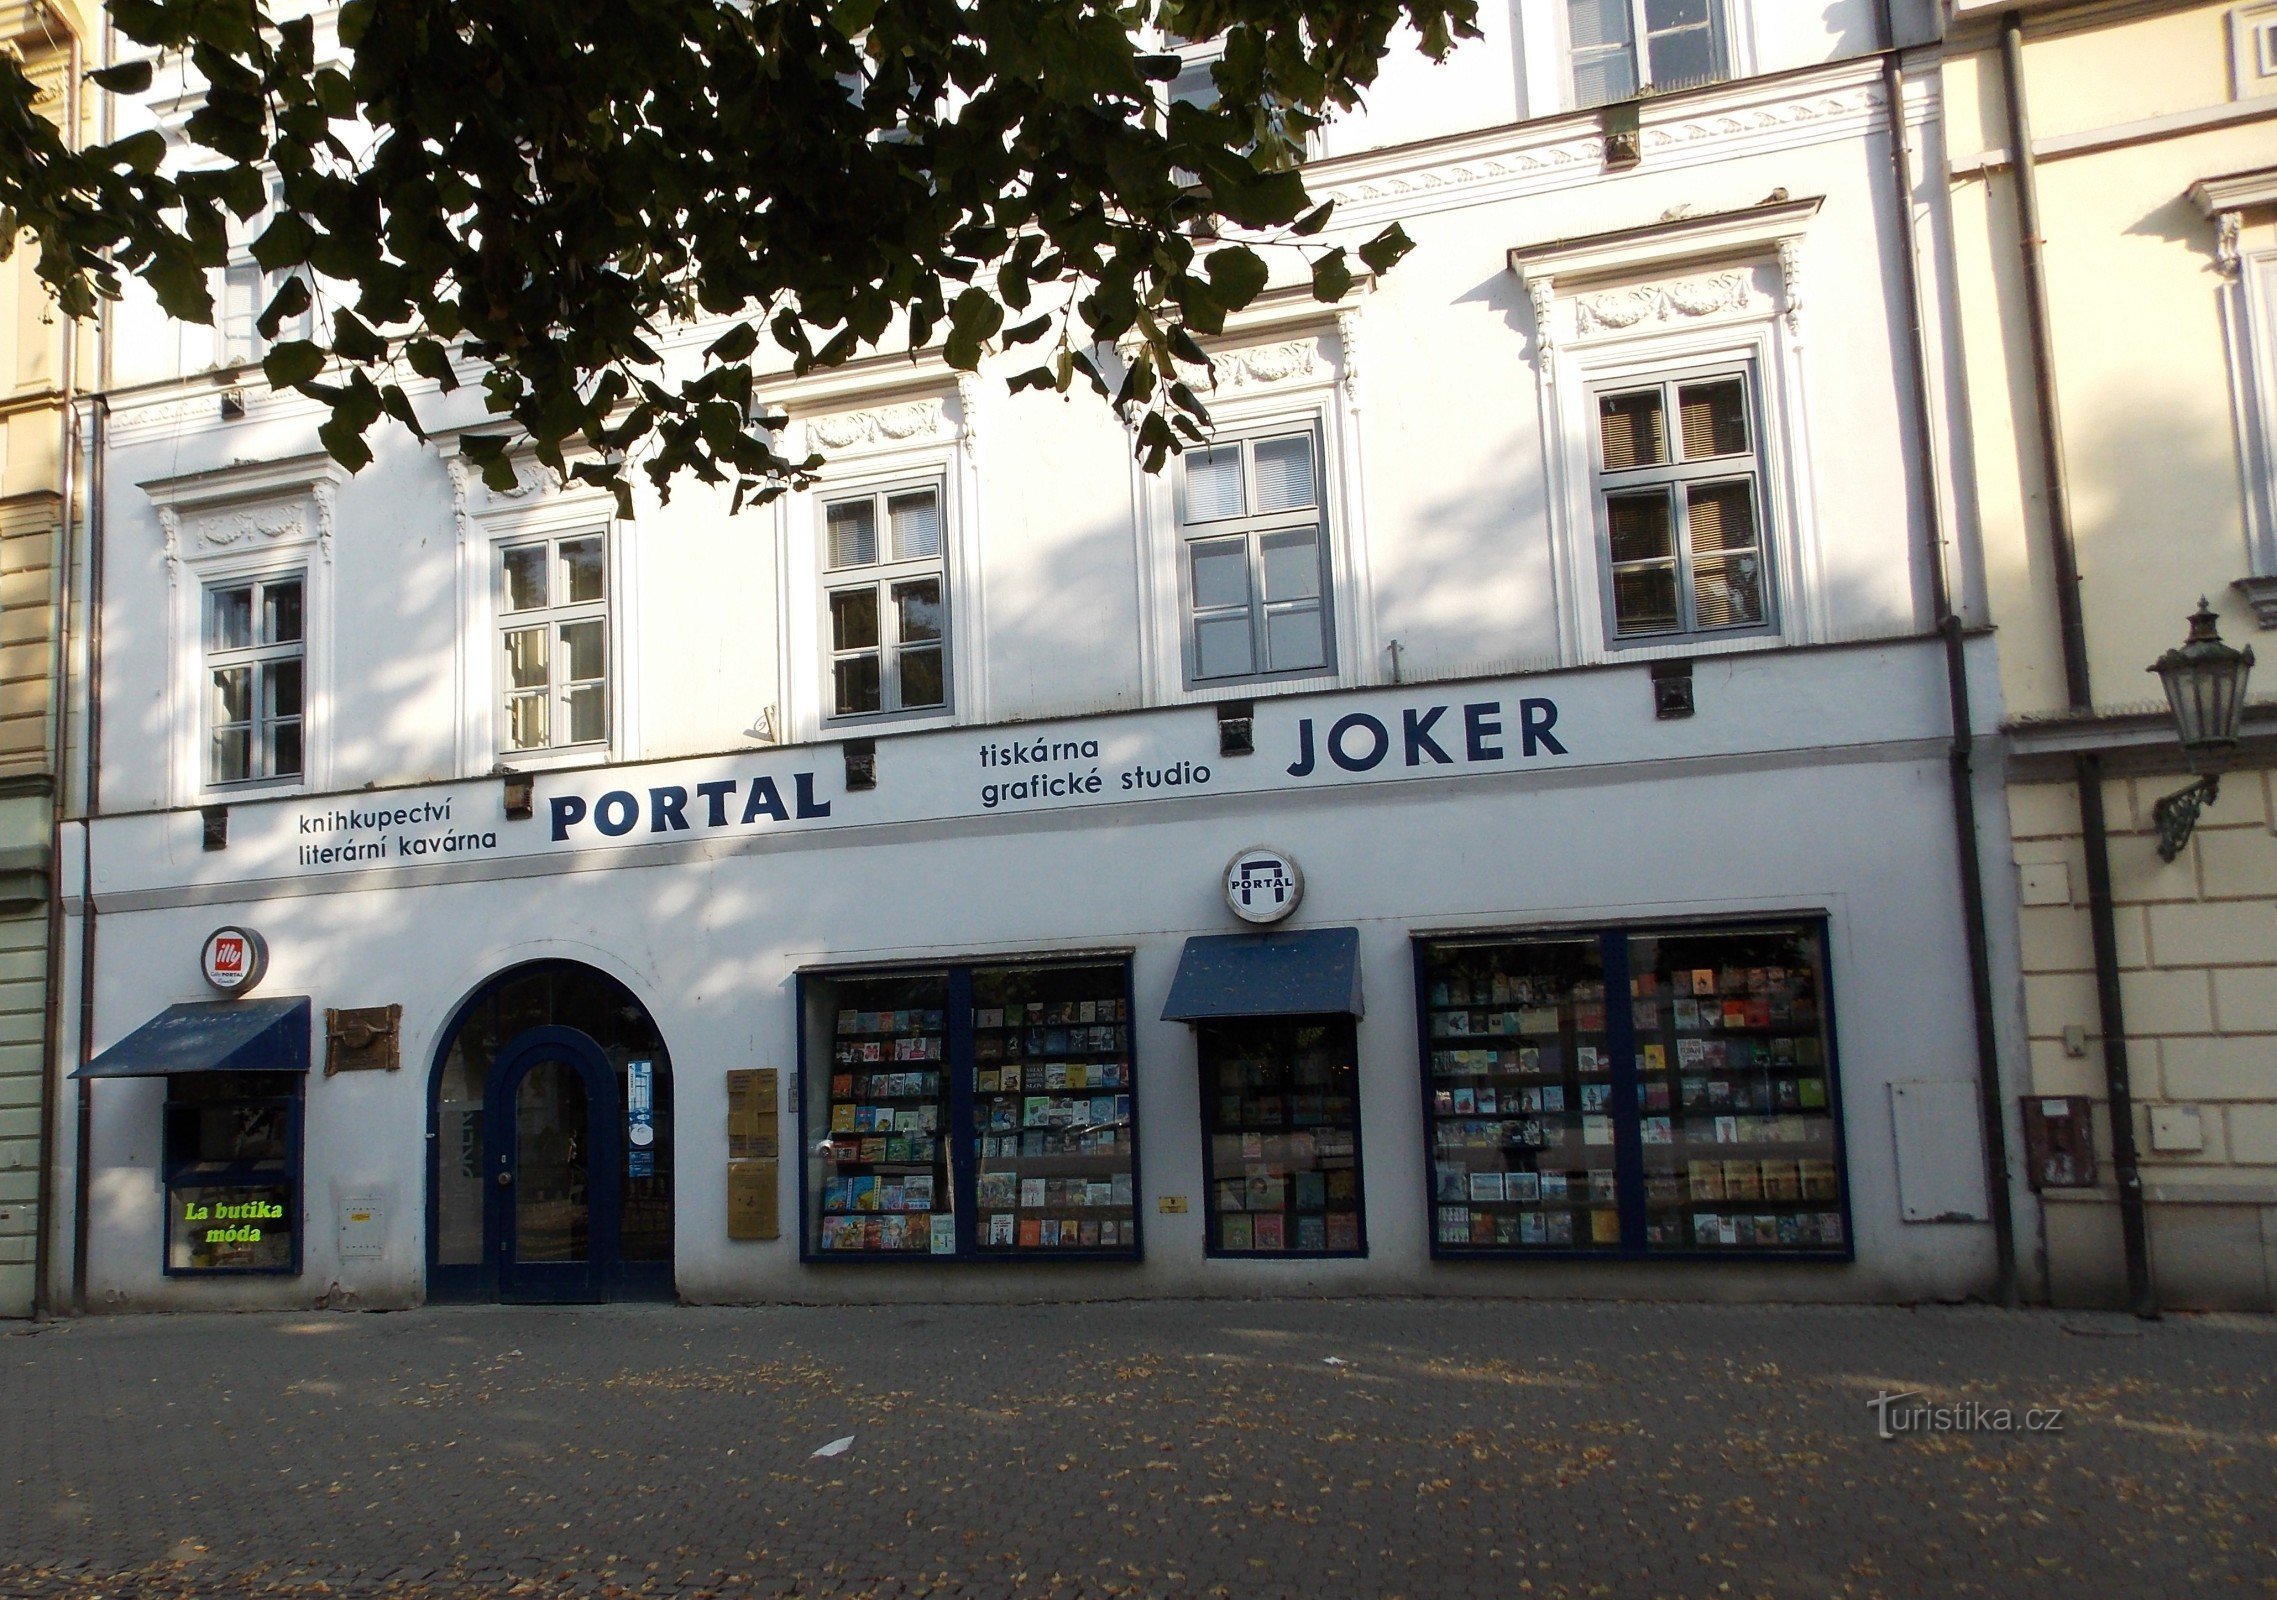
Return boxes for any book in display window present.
[1199,1017,1365,1257]
[806,973,955,1256]
[1416,919,1850,1261]
[970,963,1139,1257]
[1628,927,1849,1256]
[1418,937,1621,1253]
[798,958,1140,1262]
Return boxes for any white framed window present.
[1590,367,1772,644]
[1567,0,1727,108]
[204,572,305,784]
[821,481,950,720]
[150,454,342,806]
[215,177,313,370]
[1514,200,1826,666]
[496,530,610,753]
[1178,426,1335,685]
[1128,321,1373,705]
[450,449,637,774]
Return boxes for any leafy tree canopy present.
[0,0,1477,506]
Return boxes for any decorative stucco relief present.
[806,398,948,450]
[1570,271,1758,337]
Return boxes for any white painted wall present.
[68,639,2002,1308]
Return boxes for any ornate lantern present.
[2148,599,2255,861]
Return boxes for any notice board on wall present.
[728,1159,780,1241]
[727,1068,779,1159]
[726,1068,781,1241]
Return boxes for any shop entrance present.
[428,962,675,1304]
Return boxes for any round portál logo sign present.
[201,926,270,996]
[1224,846,1303,925]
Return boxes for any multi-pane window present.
[1180,427,1333,684]
[823,483,948,719]
[1593,369,1770,642]
[206,574,304,785]
[498,533,608,752]
[1568,0,1726,108]
[216,179,313,368]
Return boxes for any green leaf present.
[1357,223,1415,276]
[109,130,165,175]
[89,60,153,94]
[704,321,759,363]
[943,286,1004,371]
[262,340,325,389]
[1310,247,1353,303]
[1204,246,1268,308]
[403,337,458,390]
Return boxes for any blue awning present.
[1161,928,1363,1022]
[75,996,311,1079]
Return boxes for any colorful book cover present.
[1251,1213,1286,1250]
[1519,1212,1547,1244]
[1546,1212,1575,1245]
[1469,1171,1505,1203]
[1591,1209,1621,1244]
[1222,1214,1254,1251]
[1582,1115,1614,1146]
[1509,1170,1540,1201]
[988,1213,1015,1245]
[1018,1217,1042,1246]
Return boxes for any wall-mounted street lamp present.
[2149,599,2255,862]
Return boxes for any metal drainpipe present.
[29,23,82,1322]
[70,391,104,1316]
[1877,7,2018,1305]
[2000,12,2154,1317]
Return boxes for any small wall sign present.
[200,926,270,996]
[1223,846,1303,924]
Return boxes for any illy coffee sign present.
[1224,846,1303,925]
[201,926,271,996]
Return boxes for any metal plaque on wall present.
[325,1004,402,1075]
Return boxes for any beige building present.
[1942,0,2277,1308]
[0,0,92,1317]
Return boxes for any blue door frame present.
[486,1026,621,1304]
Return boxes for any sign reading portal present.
[1225,846,1303,925]
[201,926,269,995]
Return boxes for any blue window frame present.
[798,956,1143,1263]
[162,1071,305,1276]
[1414,916,1853,1262]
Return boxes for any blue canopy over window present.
[75,996,311,1079]
[1160,928,1363,1021]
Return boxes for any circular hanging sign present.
[1224,845,1303,925]
[200,926,270,996]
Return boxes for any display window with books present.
[1415,919,1851,1261]
[798,958,1141,1262]
[1198,1017,1366,1258]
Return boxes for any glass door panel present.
[514,1059,590,1263]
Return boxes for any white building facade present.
[52,0,2029,1309]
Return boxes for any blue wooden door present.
[486,1027,620,1304]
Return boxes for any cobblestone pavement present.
[3,1299,2273,1599]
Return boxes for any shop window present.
[1591,368,1772,645]
[1417,919,1849,1260]
[799,958,1140,1260]
[1179,425,1334,686]
[1198,1016,1366,1256]
[1568,0,1727,109]
[205,572,305,785]
[163,1071,303,1275]
[497,530,609,753]
[821,481,950,721]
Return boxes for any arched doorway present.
[426,961,675,1303]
